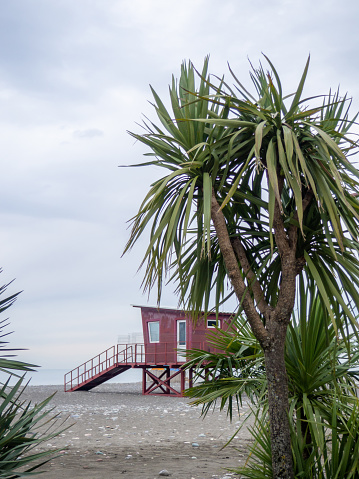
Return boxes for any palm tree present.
[124,56,359,478]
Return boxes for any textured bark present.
[231,237,268,314]
[262,188,296,478]
[210,193,270,347]
[264,322,294,479]
[211,189,296,478]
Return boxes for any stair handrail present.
[64,343,147,391]
[64,344,117,391]
[117,343,145,364]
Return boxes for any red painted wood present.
[140,306,233,361]
[143,367,185,396]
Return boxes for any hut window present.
[207,319,217,328]
[177,320,186,346]
[148,321,160,343]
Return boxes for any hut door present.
[176,320,186,362]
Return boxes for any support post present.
[142,367,146,395]
[166,367,170,394]
[180,368,185,395]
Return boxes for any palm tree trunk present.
[264,323,294,479]
[210,192,294,478]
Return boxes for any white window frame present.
[177,320,186,346]
[207,319,218,328]
[148,321,160,343]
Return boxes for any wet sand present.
[20,382,253,479]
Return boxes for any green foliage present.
[0,281,36,378]
[236,398,359,478]
[125,56,359,331]
[184,286,359,478]
[125,57,238,310]
[184,318,265,418]
[0,376,63,478]
[0,275,66,478]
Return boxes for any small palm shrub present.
[0,273,66,478]
[184,285,359,478]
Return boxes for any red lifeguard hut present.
[64,306,233,396]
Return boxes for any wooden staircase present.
[64,343,198,395]
[64,344,145,392]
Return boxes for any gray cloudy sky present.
[1,0,359,371]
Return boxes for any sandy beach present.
[19,382,254,479]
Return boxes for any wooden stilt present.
[189,367,193,388]
[142,367,146,395]
[180,368,185,393]
[166,367,170,394]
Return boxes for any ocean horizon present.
[1,367,143,386]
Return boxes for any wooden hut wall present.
[140,306,234,363]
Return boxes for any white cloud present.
[73,128,104,139]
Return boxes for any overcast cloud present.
[1,0,359,372]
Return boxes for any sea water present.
[0,367,143,386]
